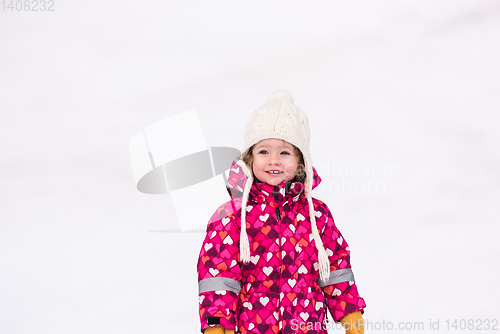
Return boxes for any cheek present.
[284,163,298,175]
[252,158,263,172]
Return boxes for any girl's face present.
[251,139,300,186]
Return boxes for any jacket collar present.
[226,160,322,204]
[250,178,303,204]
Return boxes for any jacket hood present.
[226,160,322,201]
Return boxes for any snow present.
[0,0,499,333]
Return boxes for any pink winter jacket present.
[197,161,366,334]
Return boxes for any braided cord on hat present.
[305,165,330,283]
[239,170,253,264]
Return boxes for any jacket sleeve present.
[197,201,241,333]
[314,200,367,322]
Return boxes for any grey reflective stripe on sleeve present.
[199,277,241,294]
[317,268,355,287]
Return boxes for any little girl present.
[197,91,366,334]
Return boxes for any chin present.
[270,178,285,186]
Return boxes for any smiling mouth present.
[266,171,283,174]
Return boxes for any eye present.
[258,150,268,154]
[280,151,291,155]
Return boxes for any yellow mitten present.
[340,311,364,334]
[203,326,234,334]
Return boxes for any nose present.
[268,154,281,165]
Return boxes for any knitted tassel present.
[305,165,330,283]
[308,194,330,282]
[239,166,254,264]
[240,227,250,264]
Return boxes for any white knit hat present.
[237,90,330,282]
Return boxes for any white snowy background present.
[1,0,499,333]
